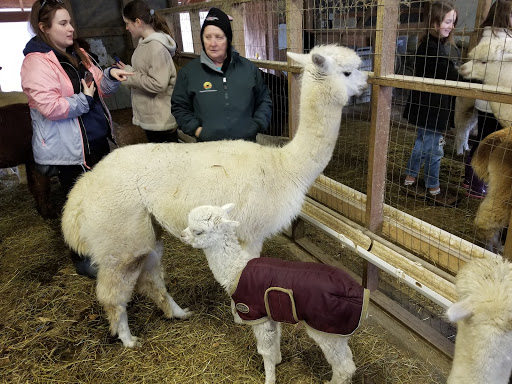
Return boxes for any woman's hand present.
[195,126,202,138]
[110,68,134,82]
[113,60,126,70]
[81,79,95,97]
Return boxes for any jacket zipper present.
[60,61,89,161]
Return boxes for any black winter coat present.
[403,34,460,132]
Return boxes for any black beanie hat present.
[201,8,233,44]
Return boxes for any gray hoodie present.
[124,31,178,131]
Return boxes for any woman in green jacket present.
[172,7,272,142]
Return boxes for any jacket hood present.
[200,47,239,72]
[23,36,53,56]
[23,36,72,63]
[138,32,177,56]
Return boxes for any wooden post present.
[188,10,201,55]
[286,0,302,138]
[363,0,399,292]
[291,218,305,240]
[230,3,246,57]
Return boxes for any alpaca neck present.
[203,234,256,294]
[283,71,345,185]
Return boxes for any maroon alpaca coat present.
[231,258,369,335]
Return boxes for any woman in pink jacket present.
[21,0,132,278]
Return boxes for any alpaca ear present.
[312,53,326,68]
[221,218,240,227]
[287,51,310,66]
[222,203,236,214]
[446,297,474,323]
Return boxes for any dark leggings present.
[470,110,503,157]
[57,138,111,194]
[144,129,179,143]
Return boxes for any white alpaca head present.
[459,38,512,83]
[446,256,512,383]
[287,45,368,99]
[181,203,240,249]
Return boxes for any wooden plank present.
[158,0,252,15]
[301,198,457,302]
[307,176,496,275]
[373,75,512,105]
[371,290,454,359]
[0,11,29,22]
[0,0,34,8]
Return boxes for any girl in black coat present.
[403,1,459,197]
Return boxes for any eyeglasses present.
[38,0,64,20]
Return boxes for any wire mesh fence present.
[164,0,512,348]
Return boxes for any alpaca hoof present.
[175,307,193,319]
[122,336,142,348]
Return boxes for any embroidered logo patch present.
[203,82,212,90]
[235,303,250,314]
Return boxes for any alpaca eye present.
[343,72,352,77]
[481,61,487,64]
[193,230,204,236]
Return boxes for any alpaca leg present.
[252,320,281,384]
[475,149,512,242]
[306,328,355,384]
[96,255,145,348]
[135,241,192,319]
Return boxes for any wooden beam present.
[373,75,512,105]
[0,0,34,8]
[158,0,252,15]
[307,175,496,275]
[0,11,29,22]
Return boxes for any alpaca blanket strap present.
[231,258,370,335]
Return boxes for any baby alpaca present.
[446,256,512,384]
[181,204,369,384]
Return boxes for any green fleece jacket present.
[171,49,272,142]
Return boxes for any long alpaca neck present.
[203,234,256,294]
[282,70,346,188]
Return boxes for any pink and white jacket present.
[21,43,119,166]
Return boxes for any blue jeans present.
[405,127,444,189]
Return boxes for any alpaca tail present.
[61,177,89,256]
[471,127,512,182]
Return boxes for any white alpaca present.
[459,37,512,132]
[181,203,368,384]
[61,44,368,347]
[446,256,512,384]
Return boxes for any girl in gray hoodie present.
[121,0,178,143]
